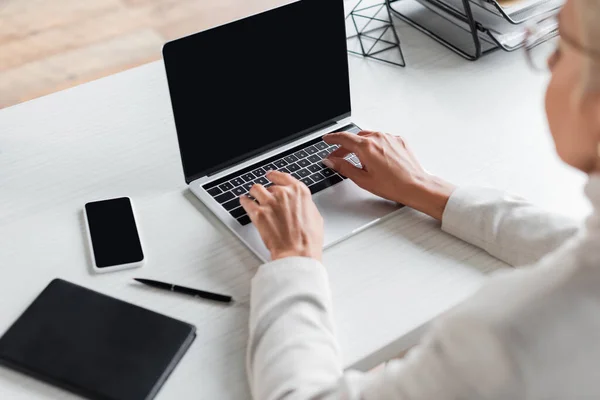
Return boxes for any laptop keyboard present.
[203,135,361,226]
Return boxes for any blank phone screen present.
[85,197,144,268]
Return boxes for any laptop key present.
[292,173,301,180]
[300,177,314,186]
[279,167,290,174]
[255,177,269,185]
[237,215,252,226]
[305,145,318,154]
[207,187,222,197]
[310,172,325,182]
[243,182,254,191]
[241,172,255,182]
[230,207,246,219]
[307,155,320,163]
[315,141,329,150]
[232,186,247,196]
[283,155,298,163]
[297,169,311,178]
[223,197,241,211]
[294,150,309,159]
[309,174,343,195]
[348,155,362,168]
[262,163,276,171]
[287,163,300,172]
[273,159,288,168]
[297,159,310,168]
[321,168,336,177]
[252,167,266,177]
[219,182,234,191]
[308,164,323,173]
[230,177,245,187]
[317,150,329,159]
[215,191,235,204]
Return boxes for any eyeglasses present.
[524,15,560,72]
[525,14,600,73]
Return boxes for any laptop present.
[162,0,401,261]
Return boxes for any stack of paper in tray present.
[391,0,562,53]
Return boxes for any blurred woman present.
[241,0,600,398]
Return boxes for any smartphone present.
[84,197,144,273]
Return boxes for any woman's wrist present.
[270,248,322,262]
[407,175,456,221]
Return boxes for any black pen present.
[134,278,233,304]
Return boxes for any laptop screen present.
[163,0,351,182]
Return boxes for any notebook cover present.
[0,279,196,400]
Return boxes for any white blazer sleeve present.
[247,258,522,400]
[441,187,579,266]
[247,257,342,400]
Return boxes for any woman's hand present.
[240,170,324,261]
[323,131,455,221]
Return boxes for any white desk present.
[0,22,589,399]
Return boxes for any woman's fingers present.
[323,132,364,153]
[323,157,367,183]
[328,130,376,160]
[249,184,272,204]
[358,130,377,137]
[328,146,352,159]
[240,195,260,216]
[267,170,296,186]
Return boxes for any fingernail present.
[322,159,334,169]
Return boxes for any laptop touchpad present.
[313,180,403,246]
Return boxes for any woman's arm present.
[248,257,522,400]
[246,258,341,400]
[239,171,344,399]
[323,131,580,267]
[441,187,579,266]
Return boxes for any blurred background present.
[0,0,285,109]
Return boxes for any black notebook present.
[0,279,196,400]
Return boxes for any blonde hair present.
[576,0,600,89]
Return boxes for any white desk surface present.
[0,20,589,399]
